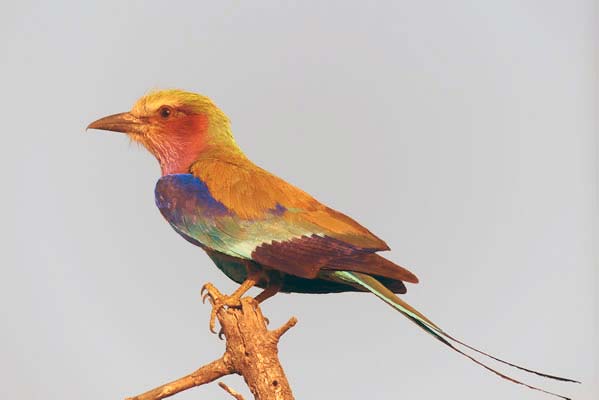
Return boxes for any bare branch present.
[218,382,246,400]
[125,290,296,400]
[270,317,298,341]
[125,357,232,400]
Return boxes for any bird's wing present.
[154,158,416,282]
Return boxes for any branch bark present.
[125,296,296,400]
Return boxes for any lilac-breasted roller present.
[88,89,577,399]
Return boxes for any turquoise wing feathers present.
[154,173,418,283]
[154,173,331,261]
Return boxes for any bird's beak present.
[86,112,145,135]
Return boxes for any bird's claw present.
[201,282,222,304]
[201,291,214,304]
[201,283,243,334]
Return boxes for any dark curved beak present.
[86,112,145,135]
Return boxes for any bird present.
[88,89,577,399]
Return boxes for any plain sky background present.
[1,1,597,399]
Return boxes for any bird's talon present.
[200,282,223,304]
[201,293,210,304]
[209,308,219,334]
[206,294,245,334]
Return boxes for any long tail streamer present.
[327,270,579,400]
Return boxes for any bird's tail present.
[324,270,579,400]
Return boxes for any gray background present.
[1,1,596,399]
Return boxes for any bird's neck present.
[158,146,203,176]
[157,126,243,176]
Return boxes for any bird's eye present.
[159,106,172,119]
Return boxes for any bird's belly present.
[204,251,249,285]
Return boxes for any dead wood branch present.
[219,382,246,400]
[125,295,296,400]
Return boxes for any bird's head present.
[88,89,237,175]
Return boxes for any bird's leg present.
[201,263,262,333]
[254,271,283,304]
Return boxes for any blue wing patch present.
[154,174,235,251]
[155,174,229,222]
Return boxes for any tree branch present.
[125,293,296,400]
[218,382,246,400]
[126,358,232,400]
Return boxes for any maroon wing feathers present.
[251,234,419,284]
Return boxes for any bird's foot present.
[201,282,222,304]
[201,283,244,334]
